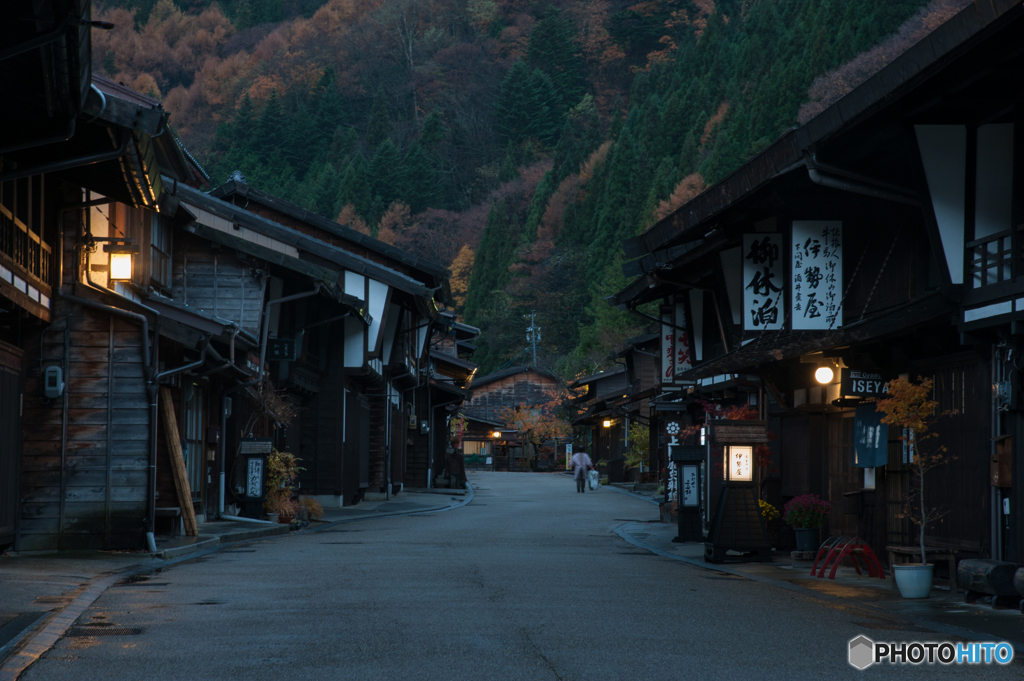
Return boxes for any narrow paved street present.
[21,474,1014,680]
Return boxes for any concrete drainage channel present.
[0,483,474,681]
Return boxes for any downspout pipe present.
[155,337,209,382]
[257,284,321,381]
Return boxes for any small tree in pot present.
[875,376,955,597]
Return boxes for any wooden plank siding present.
[20,306,149,551]
[172,233,265,338]
[461,370,561,424]
[366,385,387,490]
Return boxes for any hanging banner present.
[673,301,692,378]
[743,234,784,330]
[853,403,888,468]
[661,305,675,383]
[791,221,842,330]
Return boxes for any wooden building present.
[172,179,451,505]
[610,0,1024,565]
[0,0,457,551]
[569,368,630,482]
[460,366,562,471]
[409,315,478,487]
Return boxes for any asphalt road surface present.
[21,473,1017,680]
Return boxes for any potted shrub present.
[759,499,781,548]
[783,494,830,552]
[876,376,954,599]
[264,449,302,523]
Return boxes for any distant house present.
[460,366,562,470]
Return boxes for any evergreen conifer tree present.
[256,90,285,163]
[338,154,373,222]
[419,110,446,148]
[366,88,392,149]
[401,143,436,213]
[233,0,253,30]
[527,8,584,109]
[369,139,403,220]
[494,60,536,145]
[312,164,341,219]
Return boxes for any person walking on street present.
[571,451,594,493]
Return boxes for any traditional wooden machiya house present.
[407,314,479,488]
[568,367,630,481]
[610,0,1024,567]
[2,62,221,548]
[460,366,562,471]
[173,178,452,505]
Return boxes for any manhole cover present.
[195,601,224,605]
[67,627,143,637]
[33,596,72,604]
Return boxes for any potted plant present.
[783,494,830,552]
[876,376,954,599]
[759,499,781,548]
[264,449,302,523]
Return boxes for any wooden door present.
[0,342,22,549]
[343,393,370,503]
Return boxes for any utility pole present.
[525,310,541,368]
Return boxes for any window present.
[150,213,171,290]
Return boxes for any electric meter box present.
[43,366,64,399]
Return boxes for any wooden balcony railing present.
[967,226,1020,289]
[0,204,52,290]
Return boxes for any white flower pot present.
[893,563,933,599]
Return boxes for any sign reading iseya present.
[743,234,784,330]
[791,221,842,330]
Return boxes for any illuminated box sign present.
[841,369,890,398]
[710,420,769,445]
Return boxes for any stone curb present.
[602,483,661,506]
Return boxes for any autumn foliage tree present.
[875,376,956,564]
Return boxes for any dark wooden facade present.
[612,0,1024,564]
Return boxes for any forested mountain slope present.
[94,0,966,377]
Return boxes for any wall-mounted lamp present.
[602,419,612,428]
[492,430,502,439]
[814,366,834,384]
[101,241,139,281]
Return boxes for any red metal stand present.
[810,535,885,580]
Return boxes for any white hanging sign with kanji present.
[673,301,692,378]
[791,221,842,330]
[661,306,675,384]
[742,234,784,330]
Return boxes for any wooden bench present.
[155,507,183,537]
[887,545,958,594]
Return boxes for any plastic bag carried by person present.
[588,469,599,491]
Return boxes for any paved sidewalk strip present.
[0,485,472,680]
[615,521,1024,651]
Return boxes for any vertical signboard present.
[791,221,842,330]
[673,301,692,379]
[661,305,675,383]
[743,234,784,330]
[681,465,698,507]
